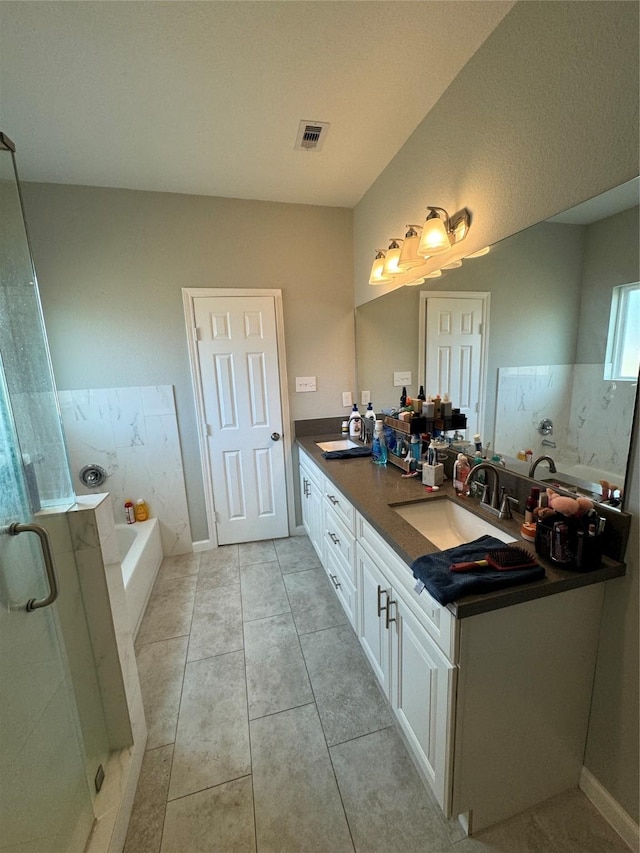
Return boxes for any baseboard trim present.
[192,539,212,552]
[580,766,639,852]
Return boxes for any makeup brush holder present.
[535,514,603,572]
[422,463,444,486]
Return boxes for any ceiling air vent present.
[294,120,330,152]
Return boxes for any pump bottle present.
[372,420,388,465]
[348,404,362,438]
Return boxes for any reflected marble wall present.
[495,364,634,482]
[58,384,192,556]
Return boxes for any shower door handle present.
[8,522,60,611]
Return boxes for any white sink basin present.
[393,499,516,550]
[315,439,360,452]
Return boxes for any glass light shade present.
[369,252,391,285]
[398,227,424,270]
[423,269,442,279]
[418,215,451,256]
[382,240,403,277]
[465,246,491,258]
[442,259,462,269]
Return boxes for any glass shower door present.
[0,360,94,852]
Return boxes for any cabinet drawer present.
[356,513,455,661]
[323,504,356,584]
[322,480,356,533]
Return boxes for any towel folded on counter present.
[322,447,372,459]
[411,535,545,606]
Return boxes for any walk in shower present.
[0,133,108,852]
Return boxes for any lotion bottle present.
[125,499,135,524]
[453,454,471,495]
[348,404,361,438]
[135,499,148,522]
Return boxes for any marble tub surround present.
[58,385,193,556]
[296,435,629,619]
[495,363,635,483]
[124,537,629,853]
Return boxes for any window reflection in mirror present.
[355,178,639,508]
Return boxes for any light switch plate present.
[295,376,317,392]
[394,371,412,386]
[361,390,371,405]
[342,391,353,407]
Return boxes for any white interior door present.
[425,296,486,439]
[194,295,289,545]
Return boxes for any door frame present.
[418,290,491,441]
[182,287,294,549]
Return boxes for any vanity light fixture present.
[381,239,404,277]
[441,259,463,269]
[368,250,391,285]
[397,225,425,270]
[423,269,442,279]
[417,206,471,257]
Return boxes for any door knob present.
[271,432,281,441]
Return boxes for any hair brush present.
[450,546,538,572]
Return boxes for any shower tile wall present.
[58,385,192,555]
[495,364,633,480]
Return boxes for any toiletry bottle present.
[524,490,536,523]
[410,434,421,466]
[453,453,471,495]
[417,386,426,402]
[372,420,388,465]
[341,420,348,435]
[473,433,483,456]
[400,387,407,408]
[348,403,361,438]
[135,499,148,522]
[364,402,376,422]
[125,499,136,524]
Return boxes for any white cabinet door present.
[299,454,323,559]
[356,543,391,697]
[390,594,456,811]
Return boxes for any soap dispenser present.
[348,403,362,438]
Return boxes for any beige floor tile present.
[274,535,322,574]
[187,583,243,662]
[244,612,314,719]
[283,569,348,635]
[251,704,353,853]
[136,636,188,749]
[299,624,393,745]
[198,545,240,589]
[240,561,290,622]
[330,727,452,853]
[169,651,250,800]
[161,776,255,853]
[156,552,200,582]
[239,539,276,566]
[527,789,631,852]
[136,576,197,645]
[123,745,173,853]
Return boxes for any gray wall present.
[353,0,639,826]
[22,185,354,542]
[576,205,640,364]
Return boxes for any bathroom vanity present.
[297,436,628,834]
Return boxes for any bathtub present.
[116,519,164,639]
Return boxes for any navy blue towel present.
[411,535,545,606]
[322,447,372,459]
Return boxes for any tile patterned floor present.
[125,536,630,853]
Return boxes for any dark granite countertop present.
[297,434,626,619]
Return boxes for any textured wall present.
[22,185,354,542]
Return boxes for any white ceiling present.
[0,1,513,208]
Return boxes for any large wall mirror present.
[355,178,639,508]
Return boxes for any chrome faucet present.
[529,455,557,478]
[466,462,519,520]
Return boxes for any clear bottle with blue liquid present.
[372,420,388,465]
